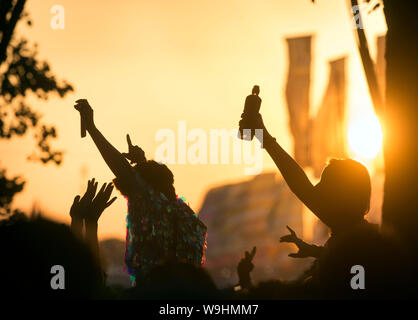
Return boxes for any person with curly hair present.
[74,100,206,287]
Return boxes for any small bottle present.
[81,116,86,138]
[238,85,262,140]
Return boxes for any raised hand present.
[122,134,146,165]
[70,178,98,236]
[279,225,299,244]
[85,182,117,224]
[239,111,265,130]
[70,179,116,224]
[280,225,311,258]
[70,178,98,220]
[74,99,95,132]
[238,112,268,142]
[237,246,256,289]
[70,179,116,271]
[70,195,82,220]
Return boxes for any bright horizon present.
[0,0,387,239]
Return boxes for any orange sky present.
[0,0,386,239]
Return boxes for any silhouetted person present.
[240,112,410,298]
[74,99,206,286]
[237,246,256,292]
[0,213,102,299]
[70,178,116,273]
[74,99,176,202]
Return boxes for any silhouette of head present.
[135,160,177,201]
[113,160,177,202]
[0,213,102,299]
[315,159,371,230]
[252,85,260,95]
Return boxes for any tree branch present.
[0,0,26,64]
[349,0,384,118]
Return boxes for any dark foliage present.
[0,0,73,215]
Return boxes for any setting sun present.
[348,114,383,159]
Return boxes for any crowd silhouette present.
[0,95,414,300]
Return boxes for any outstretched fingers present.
[106,197,117,208]
[286,225,296,235]
[103,182,114,199]
[249,246,256,260]
[81,178,97,202]
[280,234,295,243]
[89,179,98,200]
[126,134,133,149]
[98,182,107,195]
[105,181,114,192]
[93,182,115,207]
[243,246,257,262]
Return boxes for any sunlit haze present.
[348,113,383,159]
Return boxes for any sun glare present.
[348,114,383,159]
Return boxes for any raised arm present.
[237,246,256,291]
[84,182,117,263]
[70,178,116,286]
[74,99,133,183]
[243,113,323,219]
[69,178,98,238]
